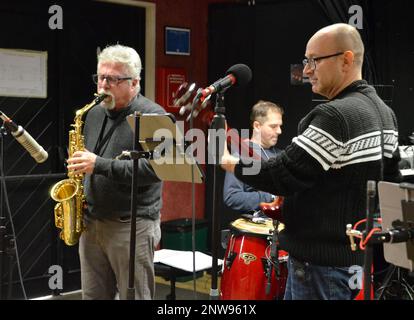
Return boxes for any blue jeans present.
[283,256,361,300]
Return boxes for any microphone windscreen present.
[226,64,252,87]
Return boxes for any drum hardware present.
[241,211,273,225]
[225,252,237,269]
[265,261,274,295]
[262,255,273,293]
[220,229,231,251]
[272,220,281,276]
[266,220,281,295]
[225,235,237,269]
[252,216,270,224]
[252,210,272,224]
[241,213,254,221]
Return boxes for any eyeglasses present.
[302,52,344,70]
[92,74,133,86]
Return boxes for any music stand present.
[124,112,204,300]
[378,182,414,271]
[377,181,414,299]
[127,112,204,183]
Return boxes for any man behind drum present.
[223,101,284,213]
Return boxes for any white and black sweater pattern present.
[293,125,398,171]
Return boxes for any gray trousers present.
[79,216,161,300]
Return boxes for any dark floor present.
[32,277,211,300]
[156,283,210,300]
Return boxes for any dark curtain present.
[0,0,146,299]
[317,0,378,84]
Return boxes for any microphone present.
[186,95,212,121]
[175,83,196,116]
[200,63,252,98]
[0,111,48,163]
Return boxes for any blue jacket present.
[223,142,280,213]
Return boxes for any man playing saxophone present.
[67,44,165,300]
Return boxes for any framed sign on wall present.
[0,48,47,98]
[165,27,190,56]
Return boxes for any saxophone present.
[50,93,108,246]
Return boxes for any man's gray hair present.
[98,44,142,80]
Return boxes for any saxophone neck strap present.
[93,108,129,156]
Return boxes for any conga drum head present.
[230,217,284,238]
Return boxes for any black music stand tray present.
[124,112,204,300]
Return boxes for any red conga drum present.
[220,218,288,300]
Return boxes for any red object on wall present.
[156,67,187,113]
[155,68,206,223]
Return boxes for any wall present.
[137,0,235,87]
[135,0,238,222]
[150,0,235,87]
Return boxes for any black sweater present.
[235,80,401,266]
[83,94,165,220]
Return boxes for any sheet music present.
[401,169,414,176]
[126,113,204,183]
[154,249,223,272]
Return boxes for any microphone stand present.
[0,125,5,299]
[208,91,226,300]
[189,90,203,300]
[363,180,376,300]
[0,124,15,300]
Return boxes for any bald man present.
[221,23,401,300]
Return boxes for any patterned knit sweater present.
[234,80,401,266]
